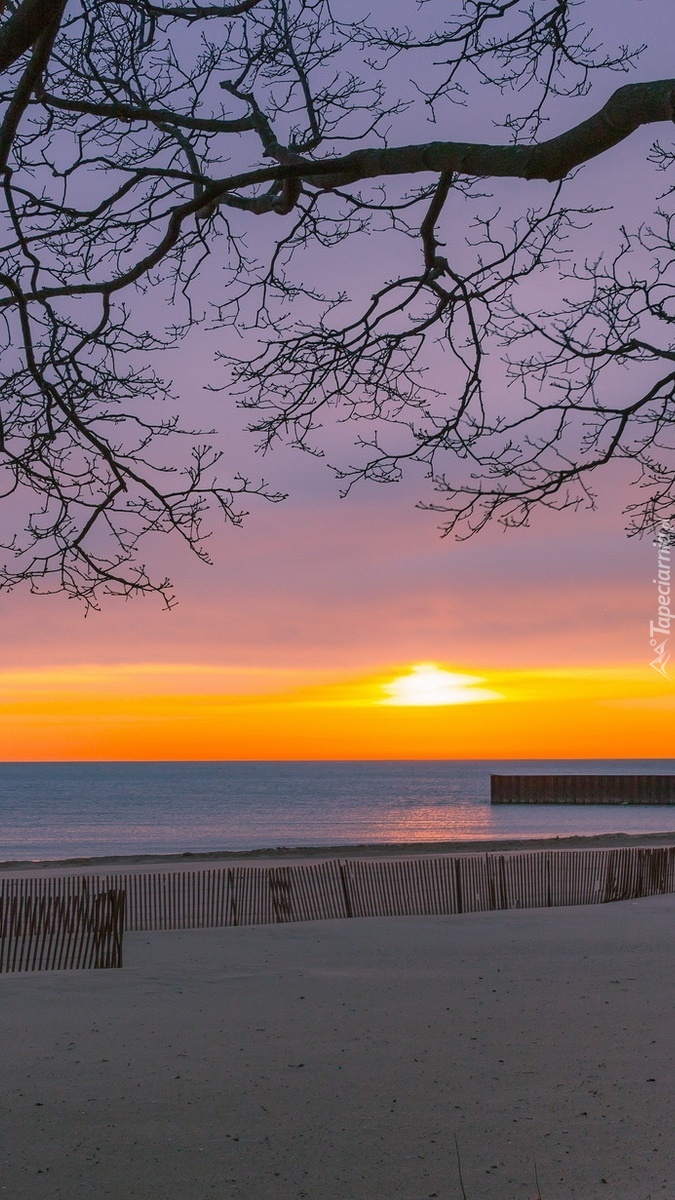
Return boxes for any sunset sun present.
[380,663,502,707]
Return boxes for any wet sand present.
[3,827,675,875]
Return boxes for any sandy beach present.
[2,871,674,1199]
[4,828,675,875]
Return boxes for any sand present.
[2,887,674,1199]
[4,828,675,874]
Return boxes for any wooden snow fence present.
[0,879,125,973]
[2,847,673,946]
[334,847,675,916]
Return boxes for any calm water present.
[1,760,675,863]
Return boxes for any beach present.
[5,828,675,874]
[2,846,674,1199]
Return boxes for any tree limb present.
[0,0,64,73]
[144,0,262,17]
[0,0,64,167]
[39,90,256,135]
[0,0,671,605]
[300,79,675,191]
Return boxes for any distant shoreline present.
[2,828,675,875]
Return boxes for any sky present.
[1,0,674,761]
[1,454,672,760]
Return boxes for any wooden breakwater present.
[2,846,673,935]
[491,774,675,805]
[0,883,125,973]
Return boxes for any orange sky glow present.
[1,660,672,762]
[2,466,673,763]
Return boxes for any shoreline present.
[3,827,675,874]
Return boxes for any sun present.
[380,663,502,707]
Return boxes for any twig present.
[454,1133,467,1200]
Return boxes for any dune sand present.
[1,884,674,1199]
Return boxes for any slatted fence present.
[0,883,125,972]
[2,846,673,939]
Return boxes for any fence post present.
[339,861,354,919]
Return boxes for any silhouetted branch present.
[0,0,671,603]
[0,0,64,73]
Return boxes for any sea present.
[1,759,675,864]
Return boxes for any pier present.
[490,774,675,805]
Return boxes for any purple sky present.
[1,0,673,743]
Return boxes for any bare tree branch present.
[297,79,675,190]
[0,0,64,166]
[0,0,64,73]
[0,0,671,604]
